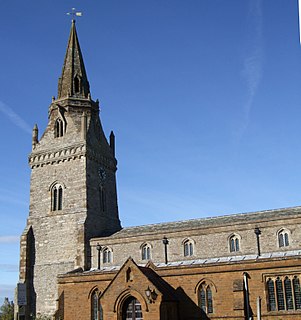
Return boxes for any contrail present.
[299,0,301,44]
[0,101,32,135]
[0,235,19,243]
[240,0,263,136]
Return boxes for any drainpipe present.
[254,227,261,256]
[257,297,261,320]
[244,272,252,320]
[162,236,169,264]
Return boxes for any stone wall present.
[90,208,301,268]
[57,255,301,320]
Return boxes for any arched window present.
[183,239,194,257]
[267,276,301,311]
[276,277,285,310]
[141,244,151,261]
[99,186,106,212]
[91,291,103,320]
[293,276,301,309]
[198,282,213,314]
[103,248,112,264]
[267,278,276,311]
[284,277,294,310]
[55,118,64,138]
[122,297,143,320]
[278,229,290,247]
[74,75,81,93]
[229,234,240,252]
[51,184,63,211]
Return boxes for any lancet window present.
[229,234,240,252]
[103,247,112,264]
[51,183,63,211]
[278,229,290,247]
[91,290,103,320]
[99,186,106,212]
[198,282,214,314]
[141,244,151,261]
[55,118,64,138]
[183,239,194,257]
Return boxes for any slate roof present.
[83,249,301,274]
[107,206,301,239]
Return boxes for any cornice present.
[29,143,116,170]
[29,143,86,168]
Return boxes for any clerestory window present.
[278,229,290,248]
[141,244,151,261]
[229,234,240,252]
[103,248,112,264]
[183,239,194,257]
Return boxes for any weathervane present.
[66,8,83,21]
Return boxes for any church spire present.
[57,20,90,99]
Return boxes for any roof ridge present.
[117,205,301,231]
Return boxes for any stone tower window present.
[99,186,106,212]
[141,244,151,261]
[198,281,214,314]
[51,183,63,211]
[183,239,194,257]
[229,234,240,252]
[103,247,112,264]
[278,229,290,247]
[55,118,64,138]
[91,290,103,320]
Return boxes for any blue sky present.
[0,0,301,302]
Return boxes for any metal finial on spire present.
[66,8,83,21]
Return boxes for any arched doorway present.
[122,296,143,320]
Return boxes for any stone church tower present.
[18,20,121,317]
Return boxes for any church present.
[17,20,301,320]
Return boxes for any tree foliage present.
[0,298,14,320]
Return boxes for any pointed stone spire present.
[57,20,90,99]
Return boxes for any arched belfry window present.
[198,281,214,314]
[229,234,240,252]
[51,183,64,211]
[91,290,103,320]
[278,229,290,247]
[99,186,106,212]
[141,243,151,261]
[55,118,64,138]
[122,297,143,320]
